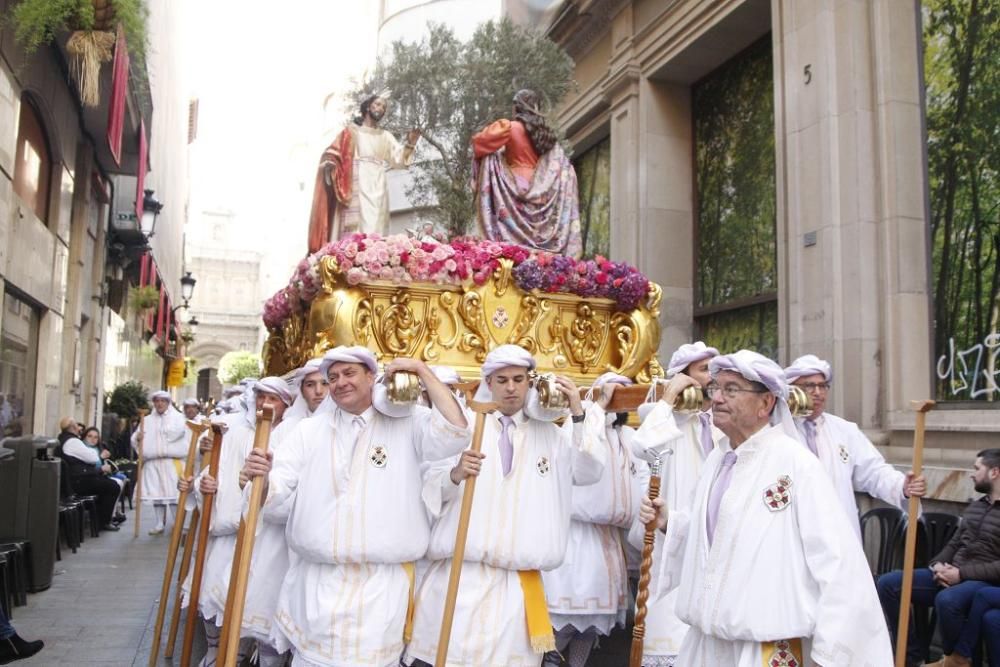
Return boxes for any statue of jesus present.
[307,94,421,254]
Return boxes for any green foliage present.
[129,284,159,311]
[105,379,150,418]
[218,351,261,386]
[573,137,611,258]
[694,36,776,310]
[347,18,575,236]
[4,0,148,66]
[925,0,1000,400]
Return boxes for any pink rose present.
[346,268,365,285]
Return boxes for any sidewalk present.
[9,510,204,666]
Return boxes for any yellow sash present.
[761,638,804,667]
[172,459,184,477]
[518,570,555,653]
[402,562,416,643]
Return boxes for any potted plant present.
[6,0,148,106]
[129,284,159,314]
[105,379,149,419]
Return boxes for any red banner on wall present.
[135,118,147,219]
[107,29,129,165]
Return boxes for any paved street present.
[9,512,204,667]
[7,510,630,666]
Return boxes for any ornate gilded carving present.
[263,260,664,384]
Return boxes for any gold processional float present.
[260,232,814,415]
[261,234,666,387]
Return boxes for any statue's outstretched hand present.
[406,129,421,146]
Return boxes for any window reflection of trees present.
[925,0,1000,401]
[573,136,611,259]
[693,36,777,357]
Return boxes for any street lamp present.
[180,272,196,303]
[187,315,199,336]
[140,189,163,238]
[171,271,197,316]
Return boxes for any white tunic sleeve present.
[421,455,462,519]
[568,409,604,485]
[260,421,308,524]
[845,420,907,511]
[796,459,895,666]
[412,404,471,462]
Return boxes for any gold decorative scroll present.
[263,258,663,384]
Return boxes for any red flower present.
[595,272,609,285]
[613,278,624,288]
[400,251,410,264]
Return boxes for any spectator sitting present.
[877,448,1000,667]
[56,417,123,532]
[931,585,1000,667]
[81,427,128,523]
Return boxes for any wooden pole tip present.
[910,400,937,413]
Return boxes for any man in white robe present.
[180,377,292,667]
[629,341,721,666]
[404,344,605,667]
[237,359,332,666]
[241,346,470,667]
[543,372,642,667]
[282,358,331,423]
[784,354,925,538]
[132,390,188,534]
[183,398,201,421]
[640,350,893,667]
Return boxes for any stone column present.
[772,0,931,435]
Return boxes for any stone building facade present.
[0,0,192,436]
[547,0,993,505]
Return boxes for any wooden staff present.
[132,408,149,538]
[895,399,935,667]
[630,454,664,667]
[217,406,275,667]
[165,505,199,658]
[149,419,209,666]
[435,400,496,667]
[180,423,224,667]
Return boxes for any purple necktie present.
[803,419,819,457]
[706,451,738,546]
[498,415,515,477]
[698,411,714,457]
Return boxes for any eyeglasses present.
[798,382,831,392]
[704,383,768,400]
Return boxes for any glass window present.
[0,292,40,437]
[572,136,611,258]
[693,36,777,355]
[12,97,52,223]
[925,1,1000,402]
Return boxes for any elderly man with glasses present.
[640,350,893,666]
[784,355,925,540]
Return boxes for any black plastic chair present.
[914,512,963,662]
[0,552,11,620]
[77,494,100,537]
[860,506,907,576]
[0,542,29,608]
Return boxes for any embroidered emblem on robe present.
[764,639,802,667]
[536,456,550,476]
[838,444,850,463]
[763,475,792,512]
[370,445,388,468]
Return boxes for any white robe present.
[181,418,256,624]
[131,407,188,503]
[267,404,470,667]
[404,410,605,667]
[239,413,302,644]
[795,412,908,540]
[544,403,641,635]
[335,124,413,237]
[628,402,720,663]
[657,424,893,667]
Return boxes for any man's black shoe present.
[101,523,121,531]
[0,633,44,664]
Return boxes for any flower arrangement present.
[263,233,652,331]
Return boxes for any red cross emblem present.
[763,475,793,512]
[767,639,801,667]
